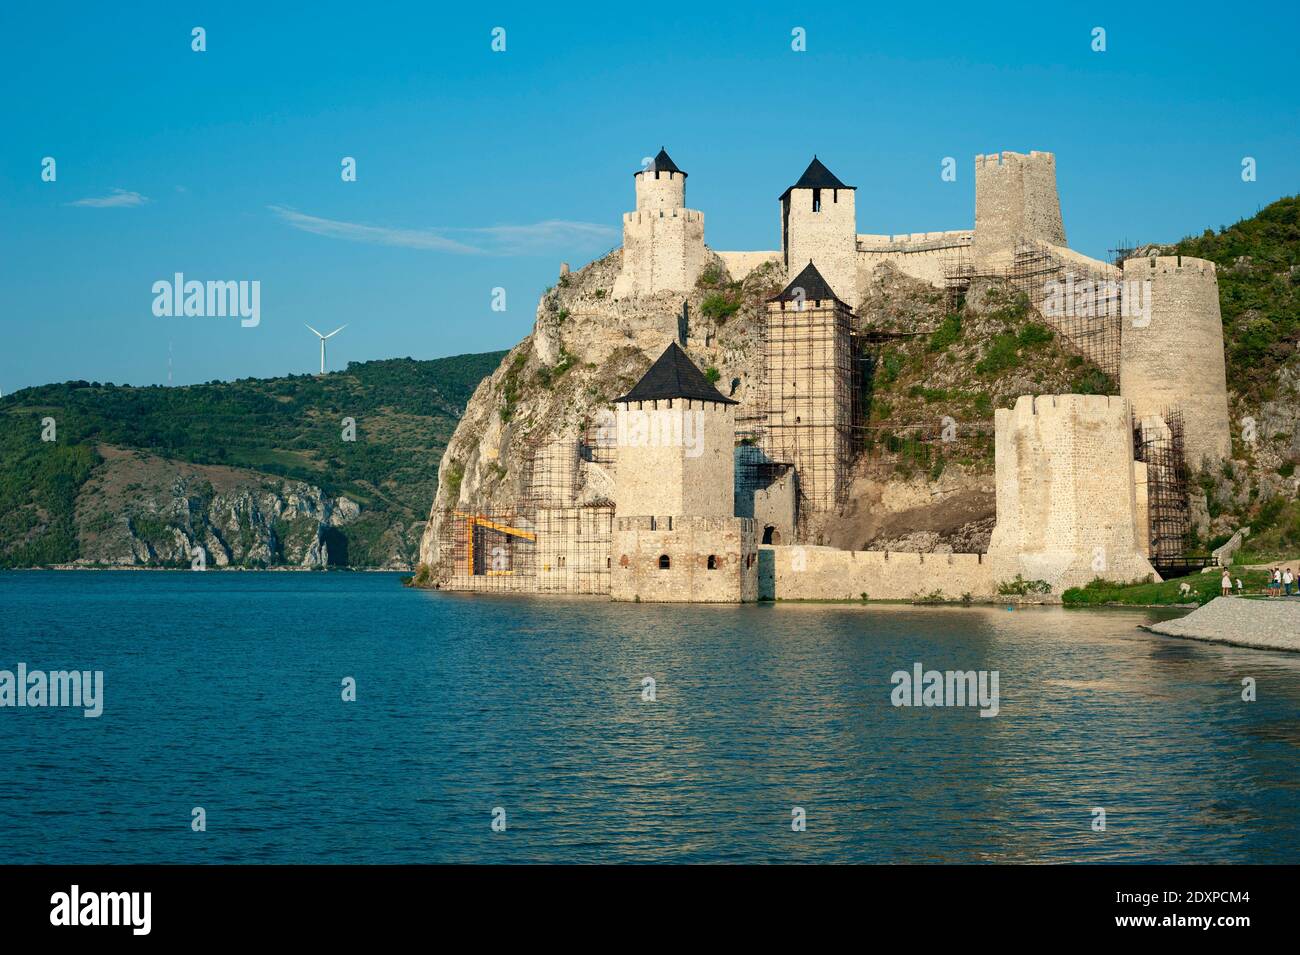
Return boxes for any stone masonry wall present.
[782,186,858,305]
[613,401,736,519]
[759,546,993,600]
[1119,255,1232,468]
[986,394,1156,592]
[612,516,757,602]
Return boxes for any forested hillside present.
[0,352,504,568]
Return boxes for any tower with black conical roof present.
[612,147,707,299]
[779,156,859,309]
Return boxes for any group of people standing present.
[1268,566,1296,597]
[1219,565,1296,597]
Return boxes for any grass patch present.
[1061,568,1273,606]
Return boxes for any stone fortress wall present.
[759,547,993,601]
[986,395,1156,591]
[442,147,1238,603]
[612,515,757,602]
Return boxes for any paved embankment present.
[1143,597,1300,651]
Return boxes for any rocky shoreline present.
[1141,596,1300,652]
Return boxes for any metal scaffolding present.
[760,296,861,532]
[436,422,613,594]
[944,240,1122,380]
[1133,408,1196,577]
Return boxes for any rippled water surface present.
[2,571,1298,863]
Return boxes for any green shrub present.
[928,313,962,352]
[700,292,741,322]
[997,575,1052,596]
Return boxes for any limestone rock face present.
[72,446,371,568]
[417,249,785,573]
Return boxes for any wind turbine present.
[305,324,347,374]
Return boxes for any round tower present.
[1119,255,1231,468]
[613,148,706,299]
[634,147,687,211]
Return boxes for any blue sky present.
[2,1,1297,392]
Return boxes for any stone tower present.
[780,157,858,307]
[610,342,756,602]
[612,148,707,299]
[973,150,1065,263]
[1119,255,1232,468]
[764,262,855,523]
[987,394,1157,593]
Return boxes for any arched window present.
[762,525,779,545]
[707,555,718,570]
[658,554,671,570]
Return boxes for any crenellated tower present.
[610,342,756,602]
[1119,255,1232,468]
[612,148,707,299]
[973,150,1065,263]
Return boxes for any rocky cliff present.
[417,249,787,570]
[72,446,365,568]
[416,247,1117,568]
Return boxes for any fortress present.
[429,148,1234,603]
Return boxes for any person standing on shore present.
[1285,566,1295,596]
[1270,567,1282,597]
[1221,569,1232,597]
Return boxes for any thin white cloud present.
[474,220,620,254]
[268,205,616,256]
[67,188,150,208]
[269,205,483,254]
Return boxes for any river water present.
[2,570,1296,863]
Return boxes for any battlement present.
[975,149,1056,169]
[622,209,703,226]
[857,230,973,252]
[1003,393,1131,423]
[1121,254,1218,279]
[617,516,754,533]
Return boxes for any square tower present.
[610,342,757,602]
[763,262,856,524]
[780,157,858,308]
[973,150,1066,263]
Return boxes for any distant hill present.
[0,352,506,569]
